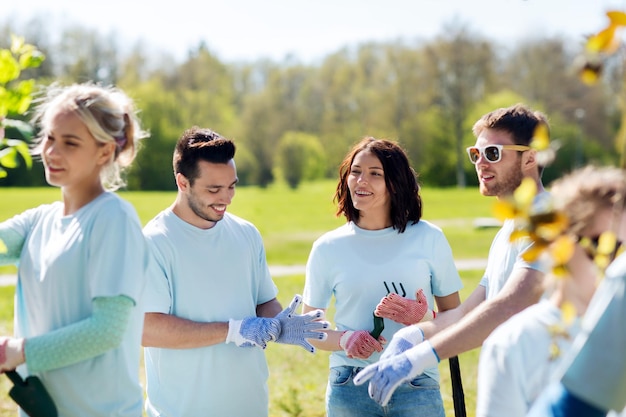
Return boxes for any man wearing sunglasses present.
[354,104,550,406]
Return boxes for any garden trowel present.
[5,370,57,417]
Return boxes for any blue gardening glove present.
[353,341,439,407]
[274,294,330,353]
[379,325,424,361]
[226,317,280,349]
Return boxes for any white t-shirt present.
[0,192,148,417]
[142,209,278,417]
[303,220,463,381]
[477,299,579,417]
[479,218,542,299]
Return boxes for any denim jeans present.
[326,365,445,417]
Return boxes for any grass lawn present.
[0,181,498,272]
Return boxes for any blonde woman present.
[0,83,149,416]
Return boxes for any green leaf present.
[0,50,20,84]
[13,140,32,169]
[19,50,45,69]
[0,238,7,254]
[0,147,19,168]
[3,119,35,140]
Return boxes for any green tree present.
[276,131,326,189]
[0,35,45,179]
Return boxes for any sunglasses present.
[577,235,624,263]
[466,144,531,164]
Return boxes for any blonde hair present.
[32,82,149,191]
[551,165,626,236]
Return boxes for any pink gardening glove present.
[339,330,385,359]
[374,289,435,326]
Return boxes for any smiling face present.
[347,150,391,229]
[41,109,113,194]
[176,159,238,229]
[473,128,527,199]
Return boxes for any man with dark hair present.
[141,126,329,416]
[354,104,550,406]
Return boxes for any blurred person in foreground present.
[354,104,550,406]
[528,167,626,417]
[141,126,329,417]
[302,137,463,417]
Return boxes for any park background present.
[2,0,626,415]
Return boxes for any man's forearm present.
[142,313,229,348]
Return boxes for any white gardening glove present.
[379,325,424,361]
[274,294,330,353]
[374,289,435,326]
[339,330,385,359]
[353,340,439,406]
[226,317,280,349]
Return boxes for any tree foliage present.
[0,16,621,189]
[276,131,326,189]
[0,35,44,179]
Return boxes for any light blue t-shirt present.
[142,209,278,417]
[303,220,463,382]
[0,192,148,417]
[559,253,626,412]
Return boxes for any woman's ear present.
[97,142,116,166]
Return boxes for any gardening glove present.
[353,340,439,407]
[274,294,330,353]
[339,330,384,359]
[0,337,25,373]
[226,317,280,349]
[379,325,424,361]
[374,289,435,326]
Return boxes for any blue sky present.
[5,0,626,63]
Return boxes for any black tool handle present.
[449,356,467,417]
[369,313,384,339]
[5,370,23,386]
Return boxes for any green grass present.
[0,181,498,271]
[0,182,491,416]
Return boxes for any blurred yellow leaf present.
[587,25,620,54]
[561,301,577,326]
[581,65,601,85]
[549,342,560,361]
[493,199,517,221]
[514,177,537,210]
[0,238,7,254]
[510,229,530,242]
[522,243,546,262]
[550,235,575,265]
[595,254,611,270]
[597,231,617,255]
[531,123,550,151]
[552,264,570,278]
[607,10,626,26]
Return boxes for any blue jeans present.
[326,365,445,417]
[527,382,608,417]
